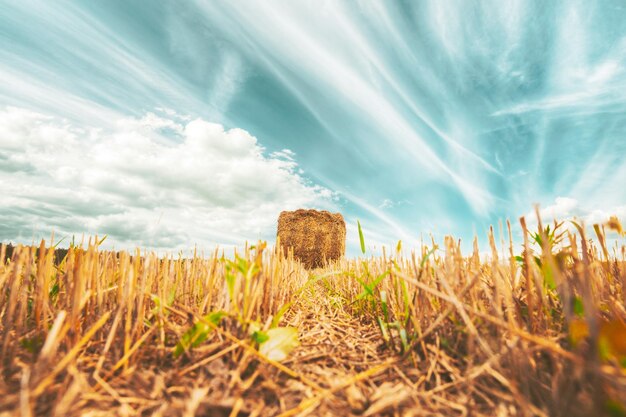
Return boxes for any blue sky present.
[1,1,626,255]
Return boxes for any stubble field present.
[1,215,625,417]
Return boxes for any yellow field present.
[1,216,625,416]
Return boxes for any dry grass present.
[1,215,625,416]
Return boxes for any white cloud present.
[117,112,184,135]
[0,106,333,250]
[523,197,626,238]
[379,199,394,209]
[194,2,500,215]
[528,197,578,223]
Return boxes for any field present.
[1,216,625,417]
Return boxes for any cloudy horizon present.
[2,1,626,255]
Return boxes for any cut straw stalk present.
[32,311,111,397]
[1,212,624,417]
[277,359,397,417]
[167,304,324,393]
[393,270,582,363]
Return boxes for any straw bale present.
[277,209,345,269]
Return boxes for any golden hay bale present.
[277,209,346,269]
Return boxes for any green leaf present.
[52,236,67,249]
[251,330,269,344]
[20,335,44,354]
[531,232,542,247]
[173,311,227,358]
[225,266,237,304]
[259,327,299,362]
[372,271,389,288]
[380,290,389,322]
[599,337,611,361]
[541,263,556,290]
[573,296,585,317]
[420,246,438,268]
[400,278,410,327]
[206,311,227,325]
[167,287,177,307]
[355,276,374,300]
[49,282,60,299]
[357,220,366,254]
[236,256,249,274]
[605,399,626,417]
[271,302,293,328]
[249,322,272,349]
[398,327,409,353]
[440,337,449,349]
[376,317,390,342]
[150,294,164,316]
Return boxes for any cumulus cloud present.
[524,197,626,238]
[528,197,578,223]
[0,106,334,250]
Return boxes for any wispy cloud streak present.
[1,0,625,253]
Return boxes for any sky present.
[1,0,626,255]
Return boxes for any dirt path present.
[271,285,413,416]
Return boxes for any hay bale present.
[277,209,345,269]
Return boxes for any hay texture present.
[277,209,345,268]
